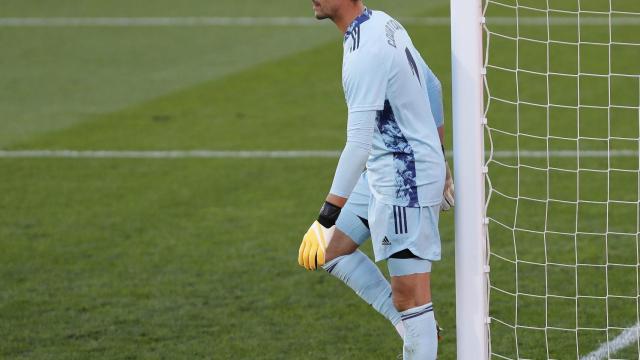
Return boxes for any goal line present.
[581,322,640,360]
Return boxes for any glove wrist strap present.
[318,201,341,228]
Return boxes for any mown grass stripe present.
[0,149,637,159]
[0,17,638,27]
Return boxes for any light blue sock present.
[323,250,402,331]
[400,302,438,359]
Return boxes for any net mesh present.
[482,1,640,358]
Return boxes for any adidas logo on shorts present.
[382,236,391,246]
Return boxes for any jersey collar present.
[344,8,372,42]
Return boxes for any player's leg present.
[324,227,359,262]
[389,256,437,360]
[369,200,441,359]
[322,217,404,337]
[321,173,404,337]
[389,258,432,309]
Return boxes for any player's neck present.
[333,2,366,34]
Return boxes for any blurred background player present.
[298,0,453,358]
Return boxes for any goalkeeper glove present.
[298,201,341,270]
[440,161,455,211]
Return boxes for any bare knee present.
[391,273,432,312]
[392,288,418,311]
[325,229,359,262]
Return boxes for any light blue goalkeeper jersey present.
[342,9,445,207]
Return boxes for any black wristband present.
[317,201,341,228]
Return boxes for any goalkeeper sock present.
[400,302,437,360]
[322,250,403,337]
[395,321,405,339]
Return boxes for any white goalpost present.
[452,0,640,359]
[450,0,490,359]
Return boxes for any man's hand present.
[298,221,335,270]
[298,201,342,270]
[440,162,455,211]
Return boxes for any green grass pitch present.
[1,0,638,358]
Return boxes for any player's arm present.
[420,57,454,211]
[298,111,376,270]
[298,43,390,270]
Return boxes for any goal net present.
[482,0,640,358]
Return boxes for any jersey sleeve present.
[343,47,393,113]
[329,110,376,198]
[418,56,444,128]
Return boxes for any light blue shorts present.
[335,172,442,264]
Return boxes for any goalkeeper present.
[298,1,453,358]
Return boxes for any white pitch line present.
[0,149,637,159]
[0,16,638,27]
[581,322,640,360]
[0,150,341,159]
[493,149,639,158]
[0,17,327,27]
